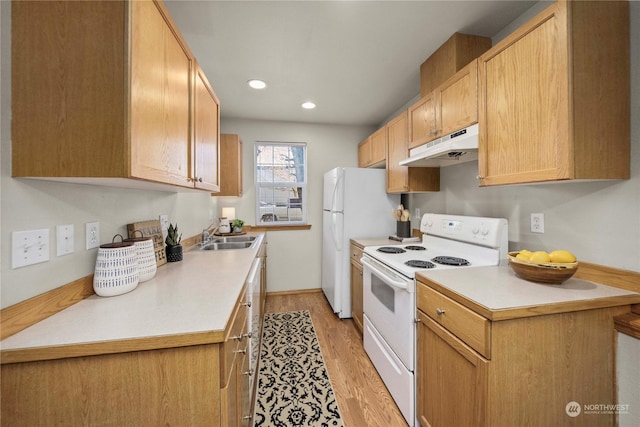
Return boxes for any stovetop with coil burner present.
[365,214,509,278]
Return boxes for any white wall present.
[0,2,219,308]
[410,0,640,272]
[219,118,374,293]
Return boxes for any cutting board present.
[127,219,166,267]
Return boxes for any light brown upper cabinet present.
[11,0,220,192]
[192,64,221,192]
[420,32,491,97]
[386,112,439,193]
[409,60,479,149]
[409,92,437,150]
[215,134,243,197]
[358,127,386,168]
[477,0,630,186]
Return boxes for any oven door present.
[361,254,415,370]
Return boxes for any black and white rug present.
[253,310,344,427]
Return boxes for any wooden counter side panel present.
[488,306,628,427]
[574,262,640,294]
[1,344,221,427]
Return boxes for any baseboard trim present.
[266,288,323,297]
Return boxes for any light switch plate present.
[12,228,50,269]
[56,224,74,256]
[159,214,169,232]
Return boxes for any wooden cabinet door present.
[478,4,570,186]
[369,127,386,165]
[216,134,243,196]
[387,112,440,193]
[350,260,363,334]
[417,310,488,427]
[386,112,410,193]
[222,353,240,427]
[357,138,371,167]
[130,0,192,187]
[409,93,437,149]
[239,352,252,426]
[436,59,478,138]
[193,64,220,191]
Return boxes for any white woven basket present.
[93,236,139,297]
[133,239,157,282]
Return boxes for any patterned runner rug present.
[253,310,345,427]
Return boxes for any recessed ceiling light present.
[302,101,316,110]
[247,79,267,90]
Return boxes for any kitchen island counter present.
[417,264,640,321]
[0,233,265,364]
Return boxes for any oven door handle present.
[360,257,412,292]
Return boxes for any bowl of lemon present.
[508,249,578,284]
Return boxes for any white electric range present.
[360,213,508,426]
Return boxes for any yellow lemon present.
[529,251,551,263]
[518,249,532,259]
[549,250,576,263]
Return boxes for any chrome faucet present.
[202,219,219,244]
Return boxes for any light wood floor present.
[264,290,408,427]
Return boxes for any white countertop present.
[1,234,264,353]
[417,265,640,320]
[351,237,409,247]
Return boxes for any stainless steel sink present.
[201,241,253,250]
[200,234,258,251]
[212,236,256,243]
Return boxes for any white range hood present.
[399,123,479,167]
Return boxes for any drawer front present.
[350,243,363,264]
[417,281,491,358]
[221,291,249,385]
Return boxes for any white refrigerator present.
[321,167,400,318]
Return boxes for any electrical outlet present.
[12,228,50,269]
[531,213,545,233]
[159,214,169,232]
[56,224,74,256]
[86,222,100,249]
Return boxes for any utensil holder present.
[93,234,139,297]
[397,221,411,238]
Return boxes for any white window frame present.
[254,142,307,225]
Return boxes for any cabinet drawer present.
[350,243,364,264]
[417,281,491,358]
[221,292,249,385]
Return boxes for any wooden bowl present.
[508,251,579,285]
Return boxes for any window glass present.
[255,142,307,225]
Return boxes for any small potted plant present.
[231,219,245,234]
[165,223,183,262]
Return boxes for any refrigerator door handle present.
[332,212,341,251]
[332,171,343,212]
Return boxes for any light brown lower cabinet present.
[1,344,223,426]
[1,290,254,427]
[416,279,631,427]
[350,241,364,334]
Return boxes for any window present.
[255,142,307,225]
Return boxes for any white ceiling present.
[164,0,537,127]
